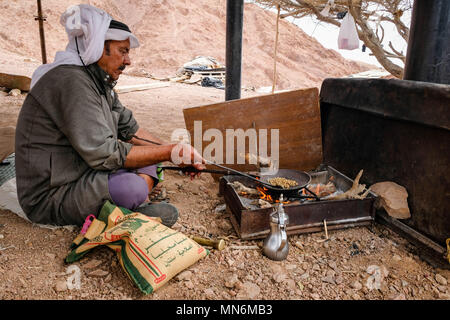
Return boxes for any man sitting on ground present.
[15,5,204,227]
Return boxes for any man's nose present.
[124,54,131,66]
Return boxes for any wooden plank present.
[0,72,31,91]
[183,88,323,172]
[115,83,169,93]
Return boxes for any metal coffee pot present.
[263,194,289,261]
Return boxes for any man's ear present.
[104,40,111,56]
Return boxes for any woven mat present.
[0,153,15,187]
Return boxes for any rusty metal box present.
[219,165,377,240]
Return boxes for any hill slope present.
[0,0,373,89]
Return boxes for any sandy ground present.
[0,77,449,300]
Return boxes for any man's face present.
[97,39,131,81]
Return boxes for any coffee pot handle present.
[277,225,287,252]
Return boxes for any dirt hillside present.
[0,0,373,89]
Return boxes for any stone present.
[18,277,26,288]
[104,274,112,283]
[328,261,338,271]
[366,265,389,290]
[204,288,215,299]
[273,273,287,283]
[321,275,335,284]
[286,264,297,271]
[311,293,320,300]
[176,270,192,281]
[437,285,447,293]
[285,279,297,290]
[299,272,310,280]
[8,89,21,96]
[393,293,406,300]
[352,281,362,290]
[389,285,398,293]
[435,274,447,286]
[225,274,239,288]
[214,204,226,213]
[242,282,260,299]
[326,270,336,277]
[54,280,67,292]
[294,241,304,250]
[392,254,402,262]
[84,259,102,270]
[245,275,255,281]
[370,182,410,219]
[184,281,194,289]
[88,269,109,277]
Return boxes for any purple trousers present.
[108,165,159,210]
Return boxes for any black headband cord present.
[75,37,105,96]
[109,20,132,32]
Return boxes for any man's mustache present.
[118,65,126,71]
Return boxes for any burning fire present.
[256,186,290,204]
[257,186,273,202]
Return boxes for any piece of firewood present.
[229,181,260,196]
[251,198,273,209]
[326,170,370,200]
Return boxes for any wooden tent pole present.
[272,4,281,94]
[36,0,47,64]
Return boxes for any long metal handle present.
[159,166,231,175]
[204,160,278,189]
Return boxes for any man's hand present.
[171,143,206,179]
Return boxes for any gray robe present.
[15,63,139,226]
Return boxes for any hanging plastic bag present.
[338,12,359,50]
[320,0,334,17]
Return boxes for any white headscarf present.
[30,4,139,89]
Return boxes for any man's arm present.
[123,144,173,168]
[127,127,166,146]
[124,143,206,178]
